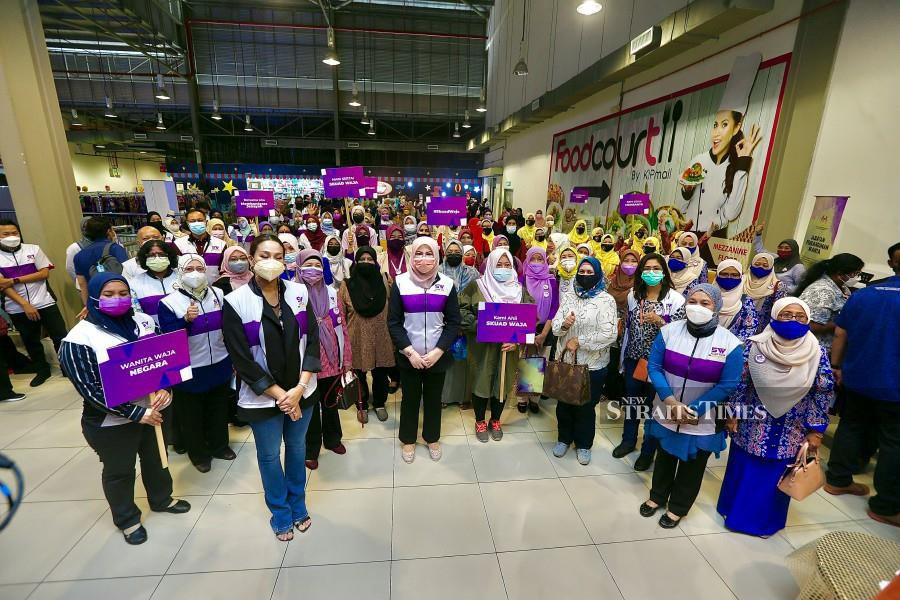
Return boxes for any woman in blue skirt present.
[717,297,834,537]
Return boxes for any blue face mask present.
[668,258,687,272]
[750,265,773,279]
[493,267,514,283]
[685,246,697,254]
[770,319,810,340]
[189,222,207,236]
[716,276,742,290]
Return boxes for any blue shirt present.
[834,275,900,402]
[73,240,129,279]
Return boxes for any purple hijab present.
[524,247,558,322]
[296,249,338,363]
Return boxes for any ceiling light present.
[103,96,117,118]
[367,121,375,136]
[139,151,147,154]
[322,27,340,66]
[155,112,166,130]
[462,110,472,128]
[476,87,487,113]
[244,114,253,132]
[96,145,106,149]
[211,99,223,121]
[452,122,461,138]
[70,108,82,126]
[348,82,361,107]
[360,107,370,126]
[576,1,602,15]
[513,51,529,76]
[154,74,170,100]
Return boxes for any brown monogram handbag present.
[543,349,591,406]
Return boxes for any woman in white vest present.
[639,283,743,529]
[387,236,461,464]
[295,248,353,471]
[158,254,235,473]
[126,240,180,326]
[174,209,227,285]
[59,273,191,546]
[221,234,321,542]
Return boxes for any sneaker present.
[0,391,26,402]
[576,448,592,465]
[29,373,50,387]
[489,419,503,441]
[474,420,490,443]
[375,407,389,422]
[552,442,569,458]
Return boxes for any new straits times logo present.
[606,398,775,423]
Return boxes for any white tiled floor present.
[0,376,895,600]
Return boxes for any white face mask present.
[0,236,21,249]
[685,304,714,325]
[254,258,285,281]
[560,258,576,271]
[843,276,860,287]
[211,230,225,239]
[180,270,207,290]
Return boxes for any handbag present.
[633,358,650,383]
[778,442,825,501]
[543,349,590,406]
[323,371,364,412]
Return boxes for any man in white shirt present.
[122,226,165,279]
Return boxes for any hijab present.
[557,248,579,280]
[304,215,327,250]
[678,232,707,278]
[297,250,338,362]
[518,213,537,245]
[323,234,350,283]
[385,224,408,278]
[575,256,605,299]
[320,212,337,236]
[744,252,778,300]
[207,218,235,247]
[668,247,699,293]
[440,239,478,293]
[163,216,187,238]
[524,247,556,321]
[641,235,661,256]
[594,233,620,276]
[686,284,723,338]
[220,246,253,289]
[478,248,522,303]
[257,221,275,236]
[607,248,639,309]
[716,259,745,325]
[568,219,590,245]
[278,232,300,253]
[774,239,801,273]
[86,272,139,341]
[531,226,549,250]
[588,227,605,257]
[504,222,524,256]
[175,253,208,300]
[346,246,387,318]
[402,215,418,245]
[748,297,821,418]
[576,243,593,257]
[408,236,440,288]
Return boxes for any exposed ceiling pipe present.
[458,0,488,20]
[186,18,487,40]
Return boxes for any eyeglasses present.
[776,312,809,323]
[643,265,663,272]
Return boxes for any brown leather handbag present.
[778,442,825,501]
[544,349,591,406]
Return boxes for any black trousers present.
[604,346,625,401]
[0,334,34,372]
[473,395,502,422]
[0,338,12,396]
[398,366,445,444]
[827,388,900,516]
[9,305,67,376]
[649,447,711,517]
[173,382,231,465]
[82,419,173,530]
[358,367,390,409]
[306,375,343,459]
[556,368,608,449]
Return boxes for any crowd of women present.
[25,196,884,545]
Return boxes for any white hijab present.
[668,247,700,293]
[716,259,745,327]
[743,252,778,300]
[323,234,350,282]
[476,248,522,303]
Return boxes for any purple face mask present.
[620,263,638,276]
[98,296,132,316]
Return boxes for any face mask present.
[358,235,371,247]
[535,235,545,242]
[0,236,21,249]
[352,214,364,224]
[493,267,514,282]
[188,222,207,236]
[643,245,656,255]
[446,254,462,267]
[308,222,319,232]
[404,224,416,233]
[546,221,554,229]
[777,249,792,259]
[506,225,517,235]
[181,270,207,289]
[716,276,742,290]
[560,258,576,271]
[228,260,249,274]
[636,230,646,239]
[750,265,773,279]
[322,220,332,227]
[211,230,225,239]
[576,227,585,234]
[327,245,341,256]
[526,220,535,226]
[843,275,860,287]
[165,221,181,233]
[237,220,249,230]
[685,304,714,325]
[254,259,285,281]
[388,238,405,252]
[97,296,132,317]
[576,273,600,290]
[770,319,810,340]
[668,258,686,272]
[413,255,436,271]
[641,271,665,286]
[145,256,170,273]
[300,266,323,284]
[685,246,697,255]
[601,244,614,252]
[269,216,282,225]
[464,256,476,266]
[285,252,298,265]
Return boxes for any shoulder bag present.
[544,349,590,406]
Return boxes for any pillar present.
[0,0,83,323]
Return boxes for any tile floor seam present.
[37,500,109,587]
[683,531,740,600]
[590,544,627,600]
[1,407,67,450]
[18,446,89,500]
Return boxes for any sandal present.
[275,529,294,542]
[294,517,312,533]
[402,444,416,463]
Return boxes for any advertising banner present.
[427,197,468,226]
[234,190,275,217]
[322,166,365,198]
[708,237,754,270]
[800,195,849,266]
[570,187,590,204]
[476,302,537,344]
[98,330,193,408]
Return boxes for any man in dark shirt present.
[72,217,129,313]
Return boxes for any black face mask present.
[643,245,656,255]
[576,227,585,234]
[327,245,341,256]
[535,235,545,242]
[575,273,600,291]
[357,236,370,247]
[601,244,614,252]
[445,254,462,267]
[352,214,364,224]
[526,220,535,226]
[593,236,603,243]
[636,230,646,239]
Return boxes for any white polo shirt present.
[0,243,56,314]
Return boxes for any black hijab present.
[346,246,387,318]
[774,239,801,273]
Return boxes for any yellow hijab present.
[568,219,590,245]
[531,226,548,250]
[595,233,620,276]
[588,226,605,256]
[633,235,660,258]
[557,248,578,279]
[518,212,537,245]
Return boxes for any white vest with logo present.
[159,287,228,368]
[393,271,454,356]
[127,270,178,324]
[174,236,227,283]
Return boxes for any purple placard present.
[619,192,651,215]
[322,166,365,198]
[98,330,193,408]
[427,197,468,226]
[570,187,590,204]
[358,176,378,198]
[476,302,537,344]
[235,190,275,217]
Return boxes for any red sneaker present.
[474,420,489,443]
[489,419,503,441]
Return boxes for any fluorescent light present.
[462,110,471,128]
[576,1,602,16]
[103,96,117,118]
[155,112,166,130]
[244,114,253,132]
[70,108,82,125]
[154,74,170,100]
[96,145,106,149]
[322,27,340,66]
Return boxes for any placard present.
[708,237,753,270]
[234,190,275,217]
[426,196,468,226]
[476,302,537,344]
[358,176,378,198]
[570,187,590,204]
[800,195,849,267]
[516,356,546,395]
[98,330,193,408]
[322,166,364,198]
[142,180,178,214]
[619,193,651,215]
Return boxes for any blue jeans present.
[621,357,658,457]
[249,408,313,534]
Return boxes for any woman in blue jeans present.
[615,253,686,471]
[222,235,322,542]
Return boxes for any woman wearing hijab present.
[667,247,705,296]
[303,215,327,251]
[479,235,524,277]
[381,224,410,286]
[319,212,337,238]
[401,215,419,246]
[717,297,832,536]
[158,254,235,473]
[207,218,236,247]
[163,215,187,241]
[439,240,479,409]
[604,249,639,404]
[278,233,301,280]
[743,252,787,330]
[796,253,865,350]
[674,232,708,282]
[502,215,528,263]
[338,246,396,423]
[568,219,590,246]
[556,246,579,299]
[258,221,276,236]
[640,284,743,528]
[550,256,618,465]
[714,259,761,342]
[531,226,549,251]
[520,247,559,414]
[59,273,189,545]
[463,245,479,269]
[222,234,321,541]
[461,248,529,442]
[416,221,434,239]
[324,234,352,288]
[753,223,806,293]
[127,240,179,327]
[388,236,461,463]
[517,212,538,247]
[593,233,620,277]
[229,217,256,249]
[296,249,353,470]
[213,246,253,295]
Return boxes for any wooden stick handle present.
[155,423,168,469]
[499,350,507,404]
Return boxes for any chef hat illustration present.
[718,53,762,117]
